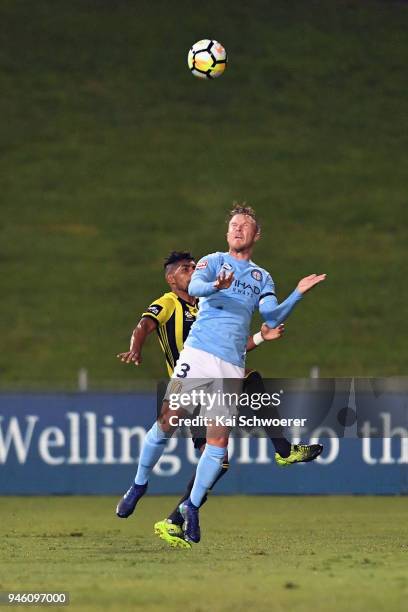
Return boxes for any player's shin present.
[189,444,227,507]
[134,421,168,485]
[167,460,229,525]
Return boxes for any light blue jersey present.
[186,251,303,367]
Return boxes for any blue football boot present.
[179,500,201,543]
[116,482,148,518]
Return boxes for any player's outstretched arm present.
[259,273,326,327]
[296,273,326,294]
[247,323,285,352]
[116,317,157,366]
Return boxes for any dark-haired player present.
[117,248,322,547]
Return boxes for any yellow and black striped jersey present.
[142,291,199,376]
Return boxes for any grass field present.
[1,496,407,611]
[1,0,408,387]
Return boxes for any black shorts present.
[192,437,206,450]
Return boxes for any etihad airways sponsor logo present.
[233,279,261,296]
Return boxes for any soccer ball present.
[187,39,227,80]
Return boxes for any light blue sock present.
[134,422,167,485]
[190,444,226,507]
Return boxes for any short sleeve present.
[141,295,175,326]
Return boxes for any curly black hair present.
[163,250,195,272]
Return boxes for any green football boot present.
[275,444,323,466]
[154,519,192,550]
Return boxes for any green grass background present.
[1,0,407,387]
[2,496,408,611]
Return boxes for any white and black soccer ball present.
[187,39,227,80]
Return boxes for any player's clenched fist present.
[214,270,234,290]
[296,273,326,294]
[261,322,285,340]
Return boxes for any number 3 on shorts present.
[176,363,190,378]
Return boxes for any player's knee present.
[206,436,229,448]
[158,403,183,433]
[157,418,172,434]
